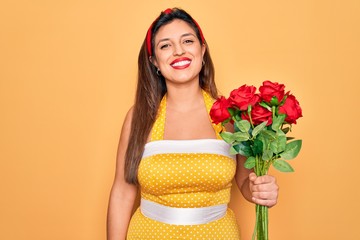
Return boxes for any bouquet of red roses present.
[210,80,302,240]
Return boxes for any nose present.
[173,43,185,56]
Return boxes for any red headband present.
[146,8,205,56]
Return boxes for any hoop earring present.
[156,68,161,76]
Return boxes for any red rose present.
[278,94,302,124]
[229,85,260,111]
[259,80,285,104]
[241,104,273,126]
[210,96,232,124]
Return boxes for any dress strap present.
[202,90,224,140]
[150,95,166,141]
[149,90,224,141]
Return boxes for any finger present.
[251,182,279,193]
[249,172,257,182]
[252,190,278,200]
[253,175,276,185]
[252,197,278,207]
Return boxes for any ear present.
[201,43,206,58]
[149,56,159,68]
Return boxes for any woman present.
[107,8,278,239]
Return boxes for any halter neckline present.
[150,90,223,142]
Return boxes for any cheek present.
[192,46,204,56]
[155,53,171,67]
[154,50,171,63]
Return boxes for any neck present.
[166,84,204,112]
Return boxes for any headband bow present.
[146,8,205,56]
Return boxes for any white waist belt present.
[140,198,227,225]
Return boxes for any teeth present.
[172,60,191,67]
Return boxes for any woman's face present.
[151,19,206,86]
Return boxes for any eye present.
[160,43,170,49]
[183,39,194,44]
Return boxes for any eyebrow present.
[156,33,196,47]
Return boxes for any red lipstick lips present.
[170,57,191,69]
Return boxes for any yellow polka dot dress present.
[127,91,241,239]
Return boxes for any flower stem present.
[253,155,270,240]
[252,204,259,240]
[272,105,276,119]
[248,105,254,128]
[264,206,269,240]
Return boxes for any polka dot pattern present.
[127,90,241,239]
[150,95,166,141]
[139,153,235,208]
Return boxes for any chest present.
[163,107,216,140]
[138,152,236,195]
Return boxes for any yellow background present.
[1,0,359,239]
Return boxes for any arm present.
[234,154,279,207]
[107,108,138,240]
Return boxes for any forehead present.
[154,19,196,42]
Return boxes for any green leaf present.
[280,140,302,160]
[270,130,287,154]
[256,134,269,152]
[252,121,267,138]
[262,149,274,161]
[259,101,271,111]
[220,131,234,144]
[230,146,239,155]
[244,156,256,169]
[233,131,250,142]
[228,108,235,117]
[236,142,253,157]
[279,94,288,106]
[273,159,294,172]
[272,114,286,131]
[282,127,290,134]
[252,139,263,155]
[270,96,279,106]
[235,120,251,133]
[261,129,277,141]
[234,114,242,121]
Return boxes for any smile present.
[170,58,191,69]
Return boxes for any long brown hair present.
[125,8,218,184]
